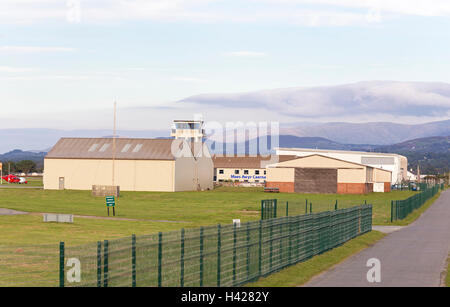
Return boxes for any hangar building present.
[44,137,213,192]
[266,154,392,194]
[276,148,406,185]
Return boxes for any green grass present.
[0,214,186,246]
[245,230,386,287]
[446,255,450,287]
[0,187,416,228]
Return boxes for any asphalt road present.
[305,189,450,287]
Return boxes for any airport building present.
[44,137,214,192]
[212,155,297,184]
[266,154,392,194]
[276,148,407,185]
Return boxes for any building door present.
[59,177,65,190]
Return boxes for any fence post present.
[158,232,162,287]
[199,227,204,287]
[274,200,278,218]
[246,222,250,280]
[269,220,273,271]
[261,200,264,220]
[390,200,393,222]
[233,223,237,285]
[310,202,312,214]
[288,216,292,265]
[180,228,185,287]
[258,220,262,277]
[103,240,109,288]
[305,199,308,214]
[131,234,136,287]
[335,200,338,211]
[286,201,289,216]
[59,242,65,288]
[217,224,221,287]
[97,241,102,287]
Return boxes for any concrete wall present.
[373,168,392,183]
[44,158,176,192]
[337,168,367,183]
[266,168,295,183]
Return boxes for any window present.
[255,170,260,175]
[88,144,99,152]
[99,144,110,152]
[244,180,249,183]
[219,169,224,174]
[244,170,249,174]
[121,144,132,153]
[255,180,259,183]
[133,144,143,153]
[235,170,239,174]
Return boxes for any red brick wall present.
[384,182,391,192]
[266,182,295,193]
[337,183,371,194]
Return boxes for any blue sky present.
[1,0,450,129]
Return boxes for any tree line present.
[0,160,40,174]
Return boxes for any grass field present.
[0,186,417,247]
[0,185,433,287]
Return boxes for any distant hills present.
[0,119,449,153]
[1,135,448,174]
[279,120,450,145]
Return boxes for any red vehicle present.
[1,174,27,184]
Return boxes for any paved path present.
[0,208,27,215]
[305,190,450,287]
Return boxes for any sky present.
[1,0,450,130]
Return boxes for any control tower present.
[171,120,205,142]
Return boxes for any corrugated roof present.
[212,155,297,169]
[45,138,182,160]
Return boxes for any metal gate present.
[261,199,277,220]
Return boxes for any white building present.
[276,148,407,185]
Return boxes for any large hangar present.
[266,154,392,194]
[276,148,407,185]
[44,137,214,192]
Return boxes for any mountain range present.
[0,119,449,153]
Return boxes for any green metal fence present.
[56,204,372,287]
[261,198,367,219]
[390,184,443,222]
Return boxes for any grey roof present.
[45,138,180,160]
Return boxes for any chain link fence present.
[390,184,443,221]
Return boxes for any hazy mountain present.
[0,128,167,153]
[280,120,450,145]
[0,149,47,162]
[376,136,450,154]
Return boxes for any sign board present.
[105,196,116,217]
[0,162,2,171]
[106,196,116,207]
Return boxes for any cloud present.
[0,46,75,53]
[172,77,207,83]
[223,51,267,57]
[2,0,448,26]
[0,66,34,73]
[179,81,450,119]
